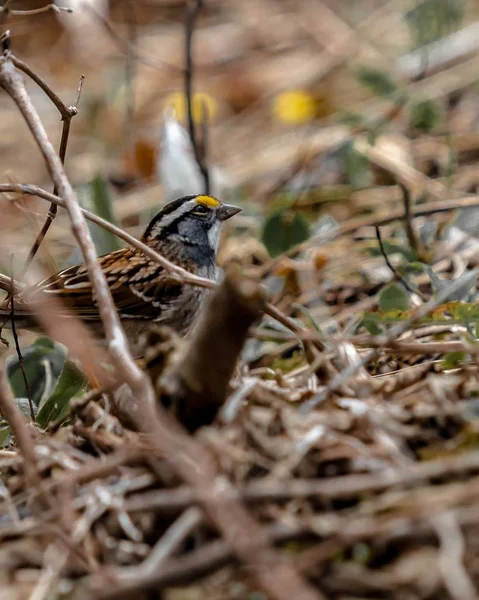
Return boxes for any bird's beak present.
[217,203,242,221]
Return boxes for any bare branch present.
[0,360,38,487]
[0,46,155,407]
[374,225,427,299]
[184,0,210,194]
[151,265,266,431]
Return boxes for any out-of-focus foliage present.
[405,0,465,48]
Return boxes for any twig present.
[85,1,182,74]
[184,0,210,194]
[0,40,156,413]
[374,225,427,299]
[123,0,136,148]
[14,54,84,274]
[259,190,479,276]
[300,266,479,413]
[0,360,38,487]
[139,507,202,573]
[0,4,73,17]
[123,449,479,513]
[8,256,34,421]
[399,182,423,258]
[433,512,479,600]
[0,183,215,289]
[156,264,266,431]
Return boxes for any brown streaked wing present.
[24,248,183,320]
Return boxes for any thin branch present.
[399,182,423,258]
[8,256,34,421]
[0,360,39,488]
[374,225,427,299]
[184,0,210,194]
[14,56,84,274]
[0,183,215,289]
[259,189,479,276]
[0,4,73,17]
[155,265,266,431]
[139,507,202,573]
[0,42,156,411]
[84,1,182,74]
[9,53,74,119]
[300,266,479,413]
[2,182,479,343]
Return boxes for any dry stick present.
[0,360,39,488]
[123,449,479,515]
[0,185,310,347]
[155,265,266,431]
[85,1,182,74]
[0,45,155,409]
[3,183,479,349]
[0,4,73,17]
[8,256,34,421]
[300,266,479,413]
[374,225,427,300]
[259,189,479,277]
[399,182,423,259]
[184,0,210,194]
[0,53,320,600]
[14,52,85,274]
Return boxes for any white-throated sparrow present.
[0,194,241,347]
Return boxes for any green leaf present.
[442,351,467,369]
[379,283,409,312]
[366,240,415,262]
[7,337,67,407]
[354,66,397,97]
[262,209,310,257]
[0,426,11,448]
[36,361,88,428]
[336,141,372,187]
[77,174,124,255]
[409,99,442,133]
[405,0,464,49]
[338,110,365,128]
[357,314,383,335]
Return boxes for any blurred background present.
[1,0,478,272]
[1,0,479,331]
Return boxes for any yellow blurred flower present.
[164,92,218,124]
[273,90,316,124]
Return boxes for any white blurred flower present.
[158,114,230,202]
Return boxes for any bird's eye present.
[192,205,209,217]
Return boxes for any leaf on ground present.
[36,361,88,429]
[262,209,310,257]
[7,337,67,407]
[379,283,410,312]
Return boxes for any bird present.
[0,194,241,350]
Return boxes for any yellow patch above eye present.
[196,195,220,208]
